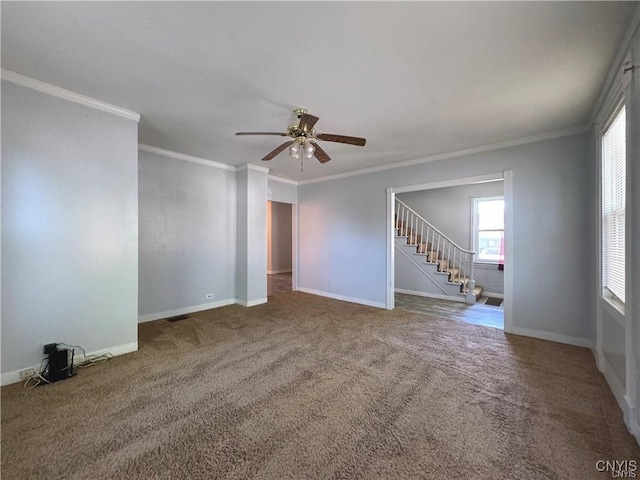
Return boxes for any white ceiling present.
[1,2,636,181]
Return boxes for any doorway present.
[267,201,293,296]
[386,172,513,333]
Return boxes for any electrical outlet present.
[19,368,35,380]
[206,293,213,299]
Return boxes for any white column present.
[236,164,269,307]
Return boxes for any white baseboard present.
[138,298,236,323]
[236,297,268,307]
[630,412,640,445]
[510,327,592,348]
[298,287,386,309]
[394,288,466,303]
[0,341,138,387]
[482,292,504,299]
[597,355,638,442]
[79,341,138,360]
[268,269,292,274]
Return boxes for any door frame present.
[385,171,513,333]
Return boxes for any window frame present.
[599,100,627,312]
[471,195,505,265]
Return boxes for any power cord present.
[57,343,114,368]
[23,343,114,388]
[23,357,51,389]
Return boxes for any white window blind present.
[602,105,626,303]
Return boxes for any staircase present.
[395,198,483,304]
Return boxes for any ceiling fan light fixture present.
[289,142,300,159]
[304,142,315,159]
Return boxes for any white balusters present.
[394,198,477,300]
[395,199,475,292]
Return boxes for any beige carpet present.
[2,292,638,479]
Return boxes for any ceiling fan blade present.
[310,142,331,164]
[298,113,319,132]
[316,133,366,147]
[236,132,288,136]
[262,141,294,161]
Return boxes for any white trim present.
[630,409,640,445]
[502,171,514,334]
[267,269,292,274]
[386,189,395,309]
[395,288,466,303]
[596,118,605,367]
[268,174,299,186]
[236,297,268,307]
[392,173,504,195]
[1,69,140,122]
[471,195,505,264]
[292,204,299,292]
[0,341,138,386]
[297,287,386,309]
[589,4,640,126]
[482,292,504,299]
[138,144,235,171]
[598,355,635,437]
[386,170,514,333]
[138,298,236,323]
[510,327,592,349]
[299,126,587,185]
[237,163,270,174]
[473,262,505,269]
[601,297,626,327]
[72,341,138,366]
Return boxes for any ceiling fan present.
[236,108,366,164]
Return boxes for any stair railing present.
[395,198,476,295]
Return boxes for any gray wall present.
[299,132,594,339]
[397,181,504,295]
[268,201,292,273]
[1,81,139,375]
[268,178,297,204]
[138,152,236,319]
[397,181,503,249]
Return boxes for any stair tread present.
[396,232,485,302]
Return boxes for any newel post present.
[466,253,476,304]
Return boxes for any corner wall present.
[1,81,139,381]
[138,151,237,321]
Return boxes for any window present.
[601,105,626,304]
[472,196,504,264]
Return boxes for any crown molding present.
[268,175,299,186]
[1,69,140,122]
[236,164,270,174]
[138,144,235,171]
[298,125,589,185]
[138,145,271,175]
[588,4,640,126]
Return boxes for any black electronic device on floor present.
[43,343,74,383]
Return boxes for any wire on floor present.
[23,343,114,388]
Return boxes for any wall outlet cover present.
[19,368,35,380]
